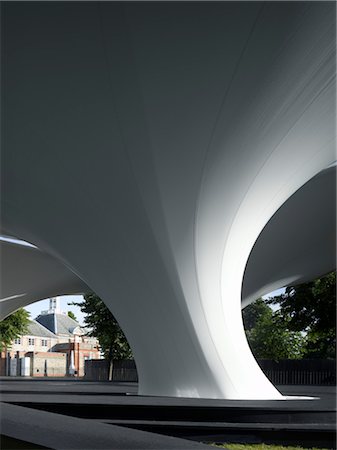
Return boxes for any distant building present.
[2,298,101,377]
[11,319,58,354]
[36,305,88,343]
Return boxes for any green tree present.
[0,308,30,351]
[67,311,77,321]
[243,299,306,360]
[69,293,132,380]
[242,298,271,331]
[268,272,336,358]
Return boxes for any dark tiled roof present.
[36,313,81,336]
[26,320,57,338]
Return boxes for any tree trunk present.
[108,345,113,381]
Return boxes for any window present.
[14,338,21,345]
[41,339,48,347]
[28,338,35,346]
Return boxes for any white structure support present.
[1,2,336,399]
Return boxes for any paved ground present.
[1,378,335,410]
[0,378,335,449]
[1,402,214,450]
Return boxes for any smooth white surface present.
[0,241,89,319]
[1,2,336,399]
[242,166,336,308]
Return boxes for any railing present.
[258,359,336,385]
[84,358,336,385]
[112,359,138,382]
[84,359,109,381]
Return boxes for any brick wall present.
[27,352,67,377]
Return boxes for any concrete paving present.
[0,378,335,449]
[1,378,335,411]
[1,402,213,450]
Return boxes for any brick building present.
[2,298,101,377]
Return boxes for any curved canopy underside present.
[0,240,89,319]
[2,165,335,318]
[1,2,336,399]
[242,165,336,307]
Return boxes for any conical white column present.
[1,1,335,398]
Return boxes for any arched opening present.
[241,167,336,391]
[242,273,336,389]
[0,236,135,381]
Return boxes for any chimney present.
[54,312,58,335]
[49,297,60,314]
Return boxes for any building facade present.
[2,298,101,377]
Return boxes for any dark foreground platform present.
[0,378,335,449]
[0,402,212,450]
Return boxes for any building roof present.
[26,320,58,338]
[36,313,82,336]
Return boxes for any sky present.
[262,288,285,311]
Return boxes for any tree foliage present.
[242,298,271,331]
[69,293,132,361]
[67,311,77,321]
[243,298,306,360]
[0,308,30,351]
[268,272,336,358]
